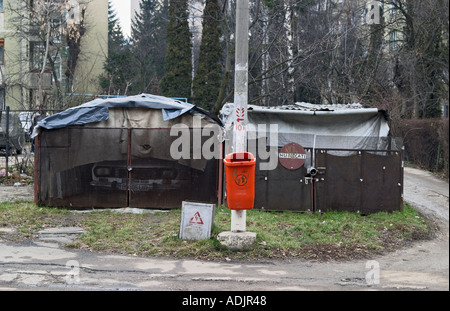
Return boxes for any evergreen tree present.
[100,1,134,95]
[160,0,192,99]
[131,0,169,93]
[192,0,223,111]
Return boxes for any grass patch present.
[0,201,432,261]
[0,201,70,239]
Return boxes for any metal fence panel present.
[252,136,403,214]
[254,147,313,212]
[361,151,403,214]
[37,127,220,209]
[315,151,363,213]
[38,127,129,208]
[129,128,219,208]
[314,149,403,214]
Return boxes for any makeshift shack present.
[34,94,223,209]
[220,102,404,214]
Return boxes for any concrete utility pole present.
[232,0,249,233]
[217,0,257,250]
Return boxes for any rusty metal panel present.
[314,149,403,214]
[254,147,313,212]
[315,151,362,213]
[37,127,219,209]
[126,156,194,208]
[38,127,128,208]
[128,155,217,209]
[128,128,219,208]
[361,151,403,214]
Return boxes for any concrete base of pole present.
[231,210,246,232]
[217,231,257,251]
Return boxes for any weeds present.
[0,201,432,261]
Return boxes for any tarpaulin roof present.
[220,102,395,152]
[35,94,222,133]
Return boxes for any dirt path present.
[0,184,34,203]
[403,167,449,231]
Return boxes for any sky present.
[110,0,132,38]
[108,0,204,39]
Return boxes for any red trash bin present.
[223,152,256,210]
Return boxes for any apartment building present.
[0,0,108,110]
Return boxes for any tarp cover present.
[35,94,223,172]
[34,94,221,135]
[220,102,394,151]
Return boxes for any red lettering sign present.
[279,142,307,170]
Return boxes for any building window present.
[0,39,4,65]
[389,31,398,50]
[30,41,46,70]
[0,0,3,11]
[390,0,399,14]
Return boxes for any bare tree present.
[206,0,448,117]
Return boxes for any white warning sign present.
[180,202,215,240]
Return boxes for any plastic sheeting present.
[35,94,223,173]
[220,103,393,151]
[33,94,222,136]
[40,109,219,172]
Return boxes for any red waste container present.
[223,152,256,210]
